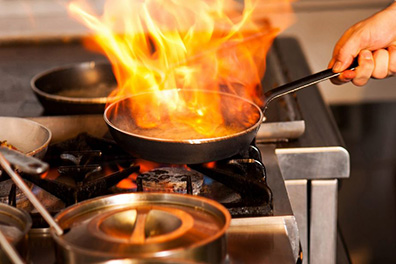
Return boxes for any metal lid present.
[53,193,230,261]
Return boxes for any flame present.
[68,0,294,138]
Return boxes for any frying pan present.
[31,61,117,115]
[105,61,358,164]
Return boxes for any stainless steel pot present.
[52,193,231,264]
[0,203,32,264]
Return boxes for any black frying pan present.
[31,62,117,115]
[104,60,358,164]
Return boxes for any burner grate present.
[9,133,273,217]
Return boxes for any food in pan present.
[0,140,18,151]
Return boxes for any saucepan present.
[104,61,358,164]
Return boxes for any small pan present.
[105,61,358,164]
[31,61,118,115]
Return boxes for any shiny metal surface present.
[53,193,230,264]
[0,117,52,160]
[257,145,300,262]
[227,216,298,263]
[310,180,338,264]
[0,148,48,174]
[285,180,308,264]
[276,147,350,180]
[0,203,32,264]
[256,120,305,143]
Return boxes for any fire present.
[68,0,294,138]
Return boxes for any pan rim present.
[104,88,264,144]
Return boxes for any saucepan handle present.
[263,58,359,111]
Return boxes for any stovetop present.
[14,132,273,219]
[0,37,307,263]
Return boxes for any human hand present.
[328,3,396,86]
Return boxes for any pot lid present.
[53,193,230,259]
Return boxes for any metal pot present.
[52,193,231,264]
[0,203,32,264]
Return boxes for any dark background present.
[332,102,396,263]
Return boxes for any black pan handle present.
[263,58,359,112]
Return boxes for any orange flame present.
[68,0,294,137]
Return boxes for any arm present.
[329,2,396,86]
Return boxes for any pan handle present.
[263,58,359,112]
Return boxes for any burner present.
[10,133,273,218]
[137,167,204,195]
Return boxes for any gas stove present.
[12,115,298,263]
[0,37,350,264]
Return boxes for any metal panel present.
[285,180,308,264]
[228,216,299,263]
[310,180,338,264]
[276,147,350,180]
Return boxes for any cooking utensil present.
[0,117,52,160]
[104,61,358,164]
[0,229,24,264]
[31,61,118,115]
[52,193,230,264]
[0,147,48,175]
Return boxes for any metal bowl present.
[0,117,51,159]
[31,61,118,115]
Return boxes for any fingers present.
[388,45,396,75]
[331,48,396,86]
[352,50,374,86]
[371,49,389,79]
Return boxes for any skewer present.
[0,229,24,264]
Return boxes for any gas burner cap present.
[137,167,204,195]
[52,193,230,263]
